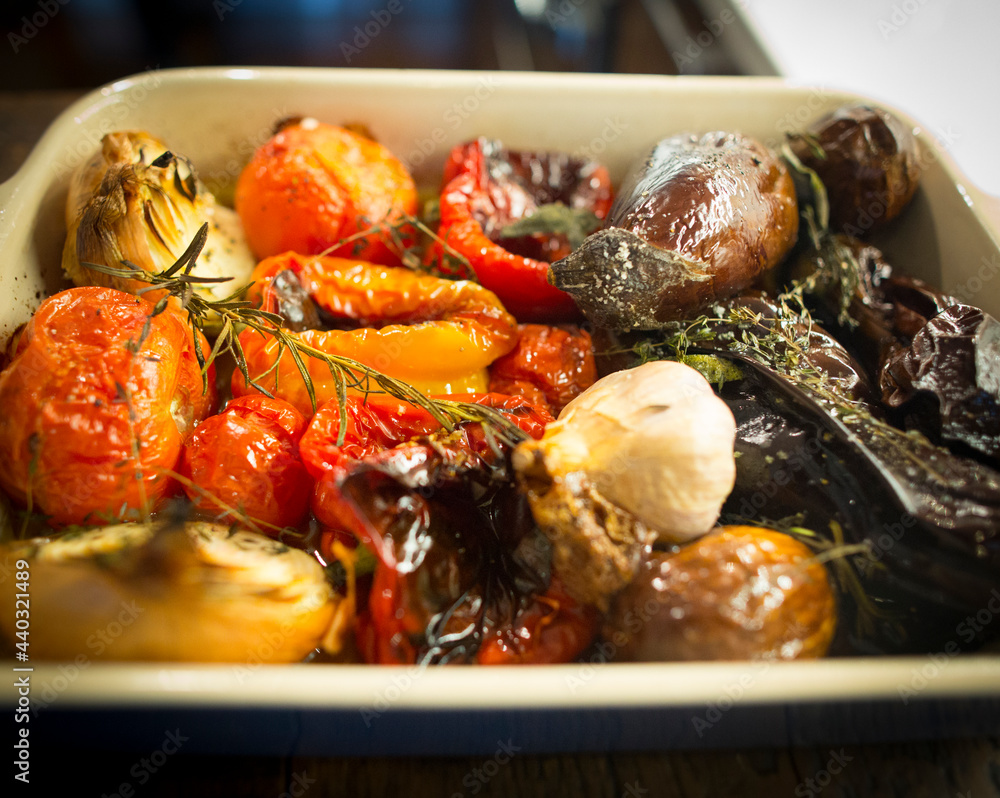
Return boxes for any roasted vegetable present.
[487,323,597,415]
[0,521,339,662]
[881,304,1000,465]
[434,137,613,321]
[62,131,256,315]
[513,361,737,609]
[604,525,836,661]
[180,395,313,530]
[232,252,519,413]
[550,132,798,327]
[0,287,215,526]
[305,403,592,665]
[789,104,921,235]
[235,119,417,266]
[619,299,1000,651]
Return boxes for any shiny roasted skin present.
[550,132,798,327]
[790,103,921,235]
[0,287,215,525]
[605,526,836,662]
[235,120,417,266]
[232,253,519,413]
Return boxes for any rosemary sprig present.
[84,224,529,450]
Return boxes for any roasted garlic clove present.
[62,131,256,318]
[0,522,340,663]
[513,361,737,608]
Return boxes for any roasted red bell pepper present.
[433,138,613,322]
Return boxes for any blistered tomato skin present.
[0,287,215,526]
[488,324,597,415]
[234,121,418,266]
[180,395,312,530]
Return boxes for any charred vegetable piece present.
[881,304,1000,465]
[0,287,215,526]
[789,104,921,236]
[62,131,256,320]
[550,132,798,328]
[0,521,338,662]
[513,361,737,609]
[235,118,418,266]
[604,526,836,662]
[321,442,596,665]
[434,137,614,321]
[488,324,597,415]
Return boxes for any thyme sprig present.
[84,224,529,450]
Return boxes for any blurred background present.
[0,0,763,88]
[1,0,998,193]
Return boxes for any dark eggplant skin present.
[716,359,1000,654]
[549,132,798,327]
[790,104,921,236]
[791,236,999,465]
[595,304,1000,654]
[881,304,1000,465]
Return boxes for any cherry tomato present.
[235,120,417,266]
[488,323,597,415]
[180,395,312,530]
[0,287,215,526]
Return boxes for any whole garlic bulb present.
[515,360,737,543]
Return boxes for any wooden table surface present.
[3,89,999,798]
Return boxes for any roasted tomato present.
[235,119,417,266]
[488,323,597,415]
[433,138,613,322]
[180,395,312,529]
[0,287,215,526]
[231,253,519,414]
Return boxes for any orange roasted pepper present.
[235,119,417,267]
[0,287,215,525]
[232,253,519,415]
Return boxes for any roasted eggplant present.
[789,103,921,236]
[549,131,798,327]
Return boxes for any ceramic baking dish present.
[1,68,999,755]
